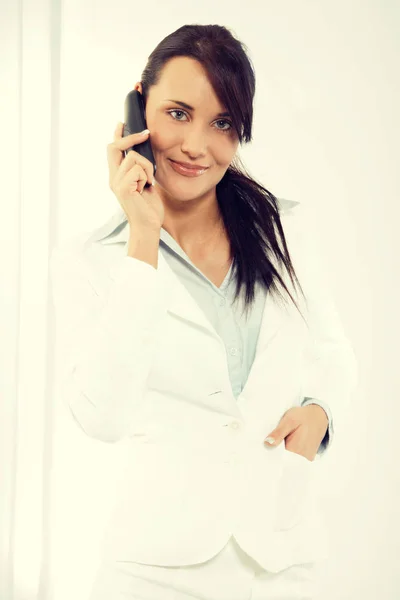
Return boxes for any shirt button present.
[220,298,226,306]
[230,421,240,430]
[230,347,238,356]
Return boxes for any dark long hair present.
[140,24,306,321]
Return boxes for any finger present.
[107,126,151,184]
[113,121,124,142]
[107,138,124,184]
[264,415,300,446]
[120,163,148,195]
[264,435,277,445]
[119,150,154,185]
[114,122,150,148]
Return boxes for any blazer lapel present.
[87,199,297,372]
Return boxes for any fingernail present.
[264,437,275,445]
[140,129,150,135]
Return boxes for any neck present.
[159,187,224,251]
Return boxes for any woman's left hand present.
[264,405,329,462]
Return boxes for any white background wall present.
[1,0,399,599]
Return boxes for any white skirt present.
[87,535,320,600]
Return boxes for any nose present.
[180,126,208,159]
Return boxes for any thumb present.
[264,431,278,445]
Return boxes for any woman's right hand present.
[107,122,165,231]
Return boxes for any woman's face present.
[134,56,240,202]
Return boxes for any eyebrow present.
[164,99,230,118]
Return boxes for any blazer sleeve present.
[50,237,169,443]
[286,204,359,457]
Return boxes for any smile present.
[168,160,209,177]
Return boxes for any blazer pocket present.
[129,422,161,444]
[273,447,315,531]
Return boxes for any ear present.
[134,82,143,94]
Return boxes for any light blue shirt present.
[102,217,332,456]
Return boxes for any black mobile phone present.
[123,90,157,188]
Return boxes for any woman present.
[51,24,358,600]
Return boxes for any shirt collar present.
[85,197,299,246]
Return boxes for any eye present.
[167,110,233,133]
[168,109,188,121]
[215,119,233,132]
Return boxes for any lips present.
[168,159,209,177]
[170,159,209,170]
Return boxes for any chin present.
[161,181,214,203]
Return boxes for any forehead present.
[153,57,220,103]
[158,56,208,83]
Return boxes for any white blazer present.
[50,198,358,573]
